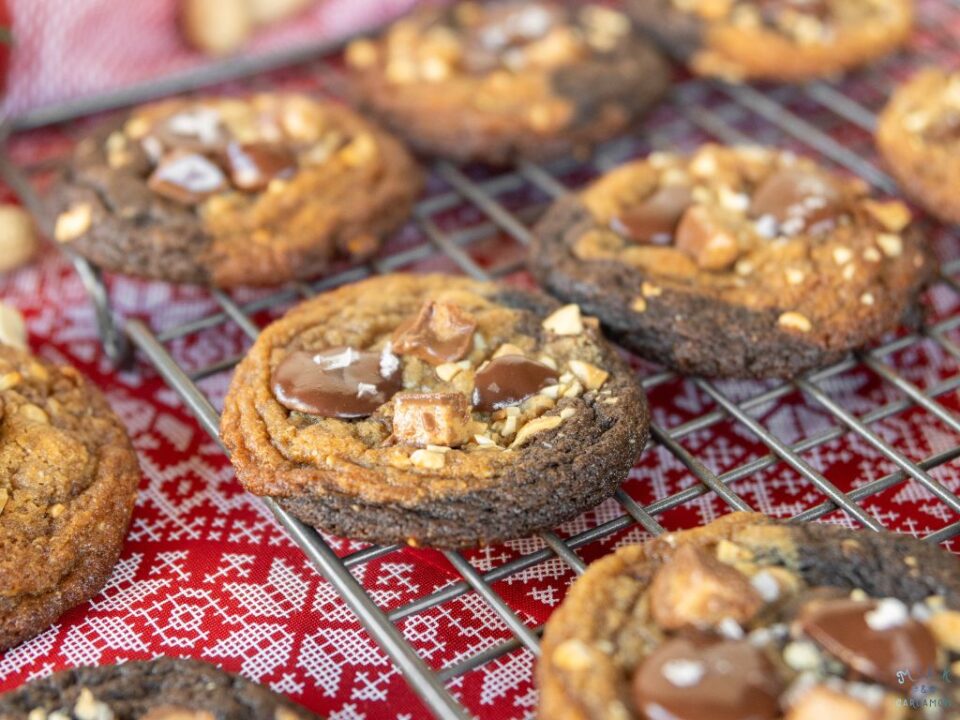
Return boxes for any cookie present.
[220,273,650,548]
[626,0,913,82]
[538,512,960,720]
[0,657,319,719]
[50,94,423,287]
[877,68,960,225]
[0,346,141,650]
[530,144,933,379]
[345,1,669,164]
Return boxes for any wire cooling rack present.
[4,1,960,717]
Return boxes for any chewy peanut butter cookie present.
[0,346,140,650]
[530,145,933,378]
[627,0,913,82]
[345,1,669,164]
[878,68,960,225]
[221,274,649,548]
[0,658,319,719]
[50,94,422,287]
[538,513,960,720]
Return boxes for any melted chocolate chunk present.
[798,597,938,688]
[632,633,783,720]
[472,355,558,413]
[147,152,229,205]
[225,142,297,192]
[392,301,477,365]
[611,185,693,244]
[751,168,846,233]
[272,347,402,419]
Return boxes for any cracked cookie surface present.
[878,68,960,225]
[627,0,913,82]
[530,144,933,378]
[220,273,650,548]
[0,346,140,650]
[345,1,669,164]
[0,658,319,719]
[50,94,422,287]
[538,513,960,720]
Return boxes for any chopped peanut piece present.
[493,343,526,358]
[863,199,912,233]
[542,304,583,336]
[54,203,93,243]
[510,415,563,449]
[568,360,608,391]
[410,448,446,470]
[778,312,812,333]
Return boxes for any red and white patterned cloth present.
[1,2,960,719]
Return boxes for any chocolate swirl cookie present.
[220,274,650,548]
[0,658,319,719]
[345,1,669,164]
[538,513,960,720]
[626,0,913,82]
[530,145,933,378]
[0,346,141,650]
[878,68,960,226]
[50,94,423,287]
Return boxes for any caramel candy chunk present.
[750,168,846,234]
[649,544,764,630]
[632,634,783,720]
[225,142,297,192]
[796,597,938,688]
[785,684,883,720]
[611,185,693,243]
[674,205,740,271]
[148,152,228,205]
[392,301,477,365]
[924,108,960,143]
[472,355,558,413]
[272,347,402,419]
[392,392,472,448]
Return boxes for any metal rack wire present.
[5,2,960,717]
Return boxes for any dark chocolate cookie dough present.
[220,274,650,549]
[0,658,319,719]
[50,94,423,287]
[345,1,669,164]
[627,0,913,82]
[530,145,933,379]
[878,68,960,225]
[538,513,960,720]
[0,346,141,650]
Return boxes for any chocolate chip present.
[225,142,297,192]
[472,355,558,413]
[393,301,477,365]
[632,633,783,720]
[271,347,402,419]
[610,185,693,244]
[797,597,938,688]
[147,152,228,205]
